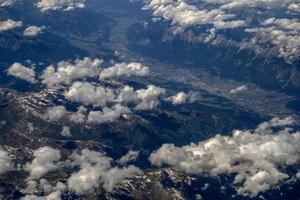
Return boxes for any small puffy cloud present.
[230,85,248,94]
[165,91,200,105]
[143,0,246,32]
[36,0,86,12]
[135,85,166,110]
[0,0,15,6]
[0,149,12,175]
[25,146,61,179]
[61,126,71,137]
[116,85,139,103]
[297,171,300,179]
[118,150,140,165]
[288,3,300,13]
[102,165,142,192]
[150,117,300,197]
[23,26,45,37]
[67,149,112,194]
[67,149,141,194]
[41,57,102,88]
[7,63,37,84]
[87,104,130,125]
[64,82,116,107]
[39,179,66,195]
[69,106,87,123]
[0,19,22,32]
[99,62,149,79]
[205,0,297,9]
[44,106,67,122]
[21,191,62,200]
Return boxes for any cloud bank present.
[150,117,300,197]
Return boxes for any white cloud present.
[0,0,15,7]
[246,18,300,60]
[39,179,66,194]
[25,146,61,179]
[44,106,67,122]
[67,149,112,194]
[63,83,168,124]
[64,82,116,107]
[7,63,37,84]
[118,150,140,165]
[23,178,66,199]
[0,19,22,32]
[165,91,200,105]
[0,149,12,175]
[143,0,246,32]
[61,126,72,137]
[102,165,142,192]
[204,0,296,9]
[21,191,62,200]
[116,85,139,103]
[69,106,87,123]
[141,0,300,60]
[230,85,248,94]
[36,0,86,12]
[67,149,141,194]
[288,3,300,13]
[87,104,131,125]
[99,62,150,79]
[42,191,62,200]
[135,85,166,110]
[150,117,300,197]
[41,57,102,88]
[23,26,45,37]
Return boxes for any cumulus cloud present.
[135,85,166,110]
[118,150,140,165]
[165,91,200,105]
[99,62,150,79]
[64,82,116,107]
[61,126,71,137]
[67,149,141,194]
[204,0,296,9]
[69,106,87,123]
[23,26,45,37]
[229,85,248,94]
[63,83,167,124]
[143,0,246,32]
[25,146,61,179]
[44,106,67,122]
[150,117,300,197]
[288,3,300,13]
[39,179,66,194]
[7,63,37,84]
[0,19,22,32]
[67,149,112,194]
[41,57,102,88]
[87,104,130,125]
[246,17,300,60]
[140,0,300,60]
[102,165,142,192]
[0,149,12,175]
[21,191,62,200]
[116,85,139,103]
[0,0,15,6]
[36,0,86,12]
